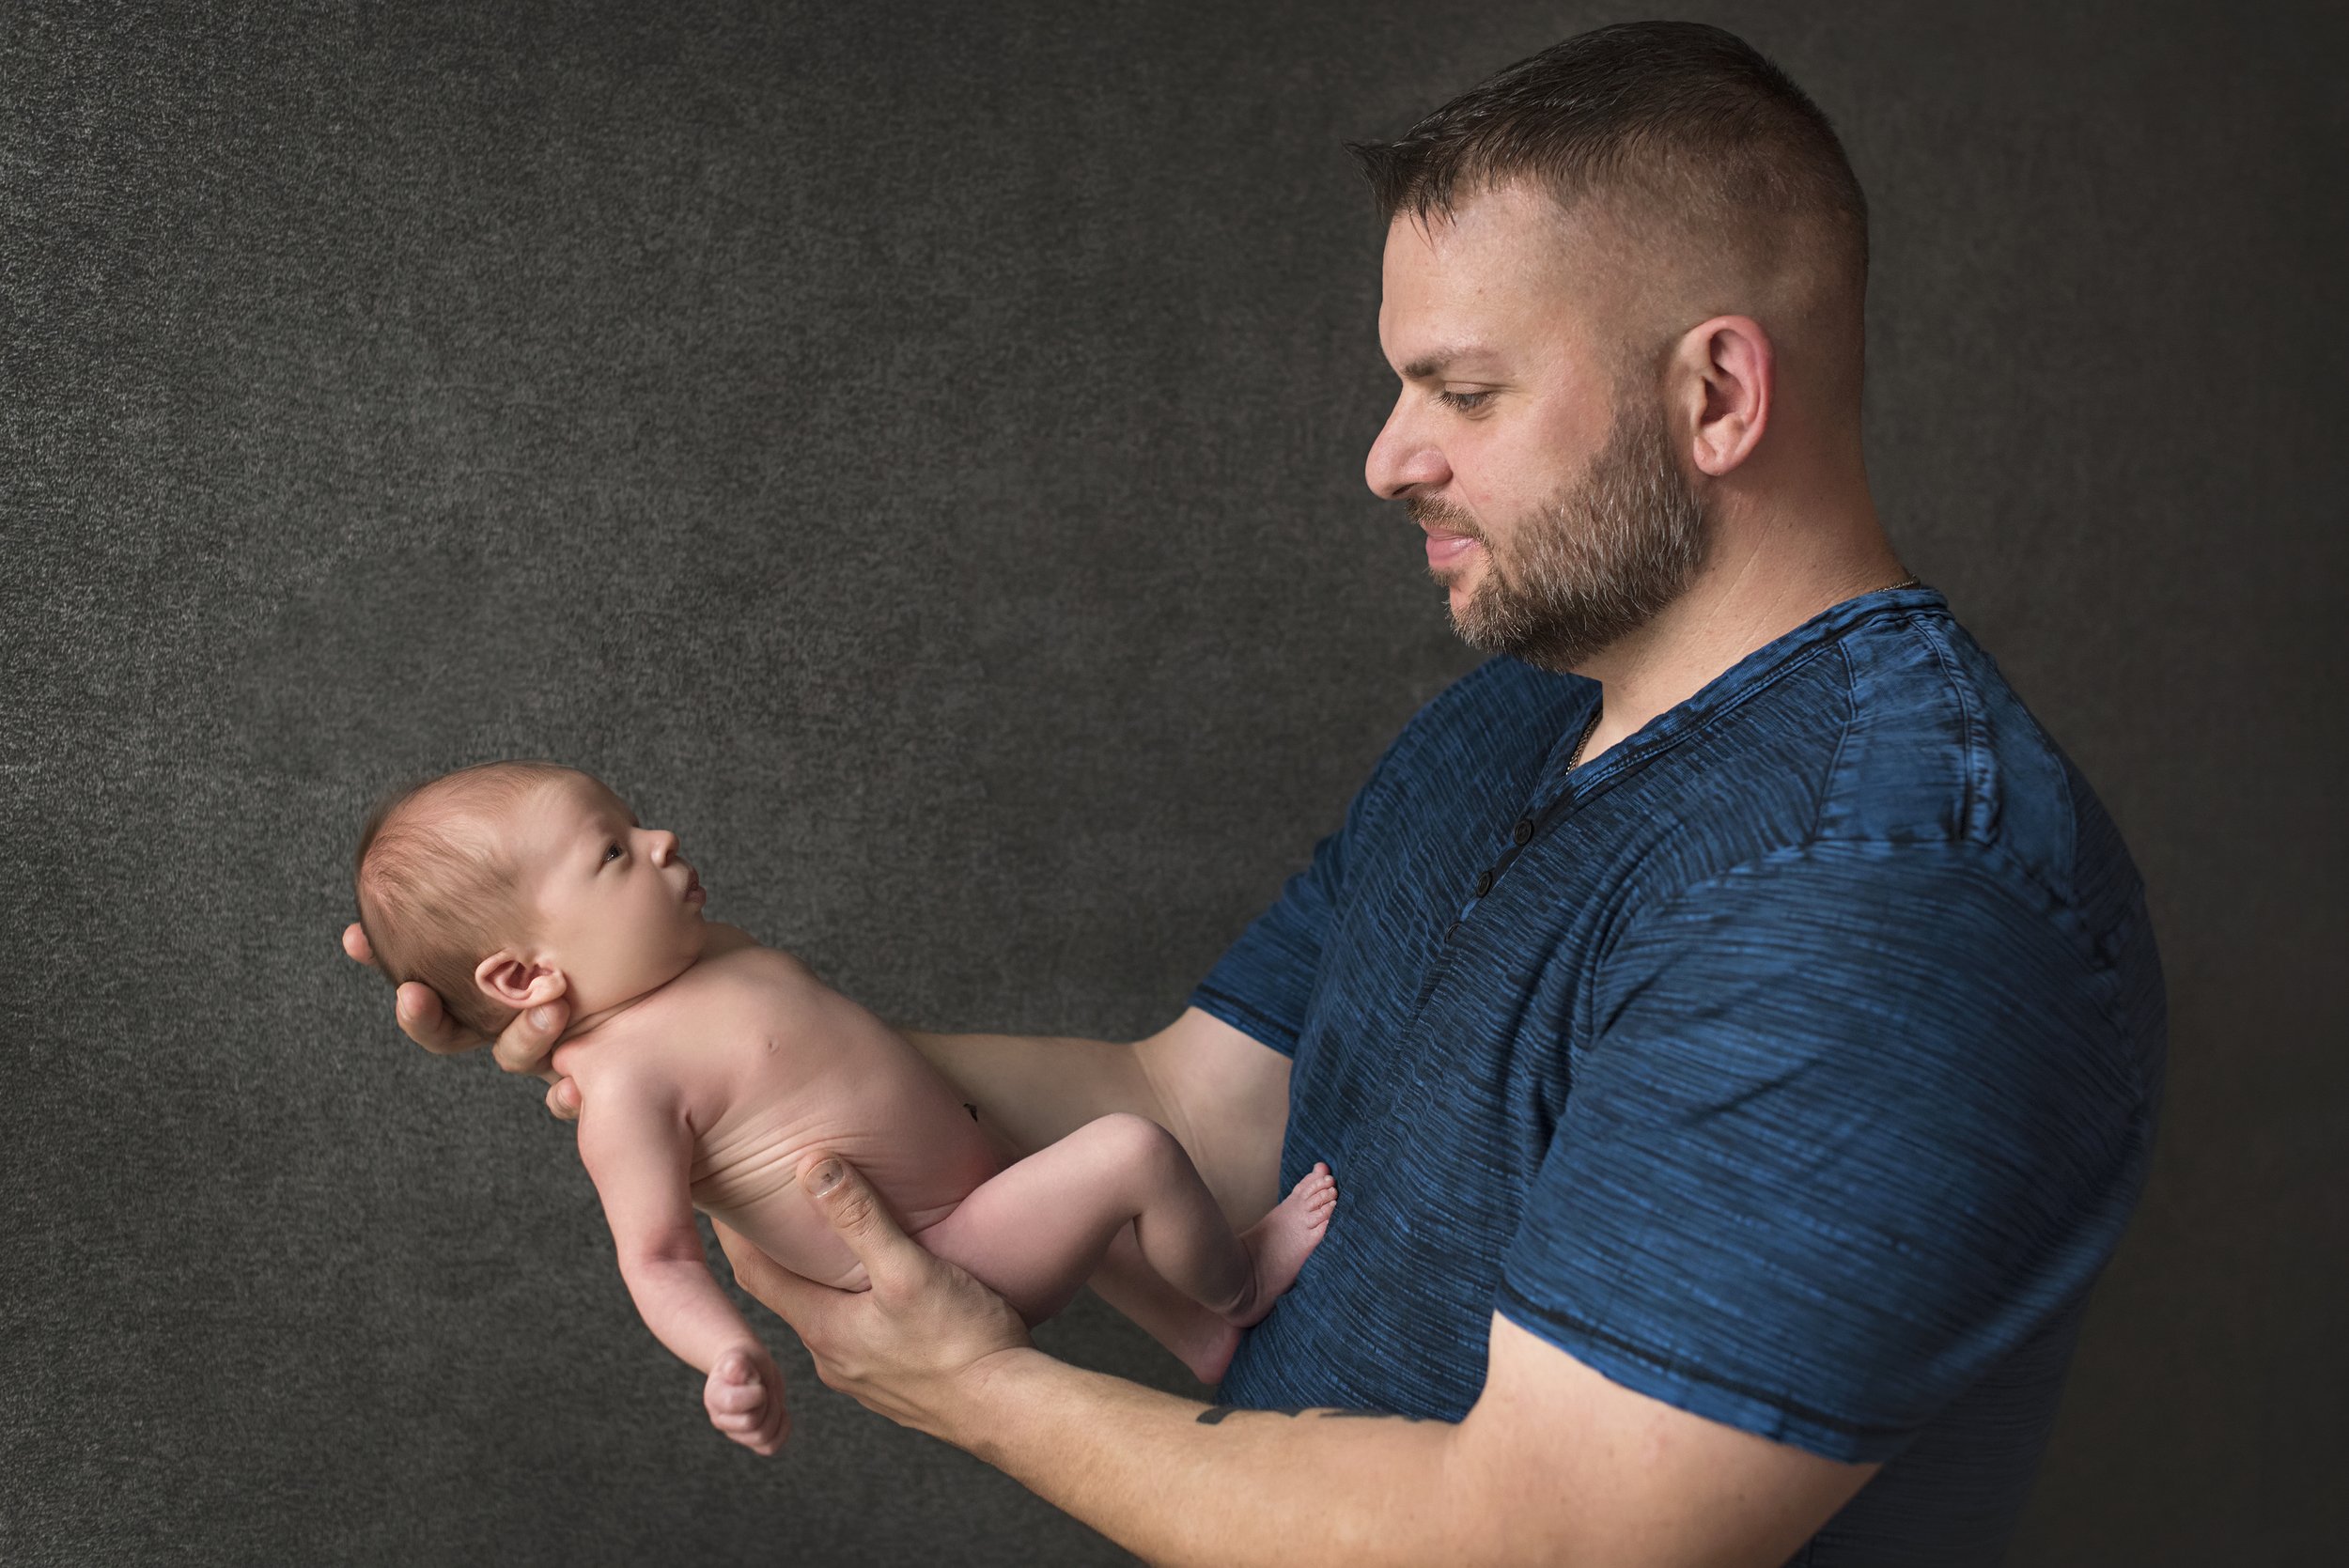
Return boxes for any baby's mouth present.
[683,867,705,903]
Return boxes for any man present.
[349,21,2164,1564]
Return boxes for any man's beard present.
[1408,390,1707,673]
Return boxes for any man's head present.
[1350,21,1871,670]
[353,761,709,1036]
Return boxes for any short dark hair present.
[1347,21,1869,362]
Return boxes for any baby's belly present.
[692,1116,1002,1291]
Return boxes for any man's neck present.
[1571,504,1906,766]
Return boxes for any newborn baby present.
[351,759,1336,1455]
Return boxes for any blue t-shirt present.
[1191,586,2165,1565]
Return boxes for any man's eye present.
[1435,389,1493,412]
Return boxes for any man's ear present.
[1676,313,1773,478]
[474,950,566,1011]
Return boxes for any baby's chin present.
[647,924,711,984]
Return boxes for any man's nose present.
[1363,394,1450,499]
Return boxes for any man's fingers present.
[798,1155,925,1292]
[490,1000,567,1076]
[541,1074,582,1122]
[394,981,482,1056]
[362,924,572,1112]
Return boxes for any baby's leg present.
[1088,1222,1243,1385]
[914,1112,1335,1332]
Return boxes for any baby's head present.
[353,760,709,1036]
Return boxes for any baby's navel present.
[763,1037,777,1053]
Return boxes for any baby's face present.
[498,770,709,1018]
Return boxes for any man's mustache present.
[1406,495,1485,541]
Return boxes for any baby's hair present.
[352,758,581,1038]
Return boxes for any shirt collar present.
[1534,583,1948,800]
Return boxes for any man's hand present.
[713,1155,1032,1447]
[339,921,579,1119]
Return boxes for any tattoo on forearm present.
[1194,1405,1431,1425]
[1196,1405,1298,1424]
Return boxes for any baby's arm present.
[575,1077,787,1454]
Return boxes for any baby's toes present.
[1303,1167,1337,1227]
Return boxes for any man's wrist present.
[940,1344,1058,1459]
[910,1344,1481,1568]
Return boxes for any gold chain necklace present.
[1563,574,1922,773]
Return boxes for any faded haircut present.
[352,759,578,1038]
[1346,20,1870,382]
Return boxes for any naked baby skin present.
[352,762,1336,1454]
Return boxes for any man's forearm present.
[900,1030,1165,1157]
[954,1349,1474,1568]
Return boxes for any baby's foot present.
[1232,1162,1337,1328]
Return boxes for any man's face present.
[1364,183,1706,672]
[505,771,708,1017]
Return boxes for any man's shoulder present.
[1600,602,2152,977]
[1814,607,2127,917]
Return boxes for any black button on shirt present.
[1513,818,1535,845]
[1473,869,1494,897]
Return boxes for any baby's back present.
[552,943,1004,1289]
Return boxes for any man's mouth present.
[1411,500,1485,569]
[1423,526,1481,567]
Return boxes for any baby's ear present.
[474,950,564,1010]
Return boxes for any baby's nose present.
[650,830,680,864]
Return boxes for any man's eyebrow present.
[1398,344,1502,380]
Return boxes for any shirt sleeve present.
[1187,726,1412,1058]
[1497,838,2159,1463]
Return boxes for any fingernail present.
[529,1005,557,1031]
[806,1158,843,1196]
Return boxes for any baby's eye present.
[603,842,623,862]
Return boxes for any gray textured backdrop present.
[4,2,2341,1563]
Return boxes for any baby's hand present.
[705,1347,788,1456]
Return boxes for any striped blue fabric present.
[1192,587,2165,1564]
